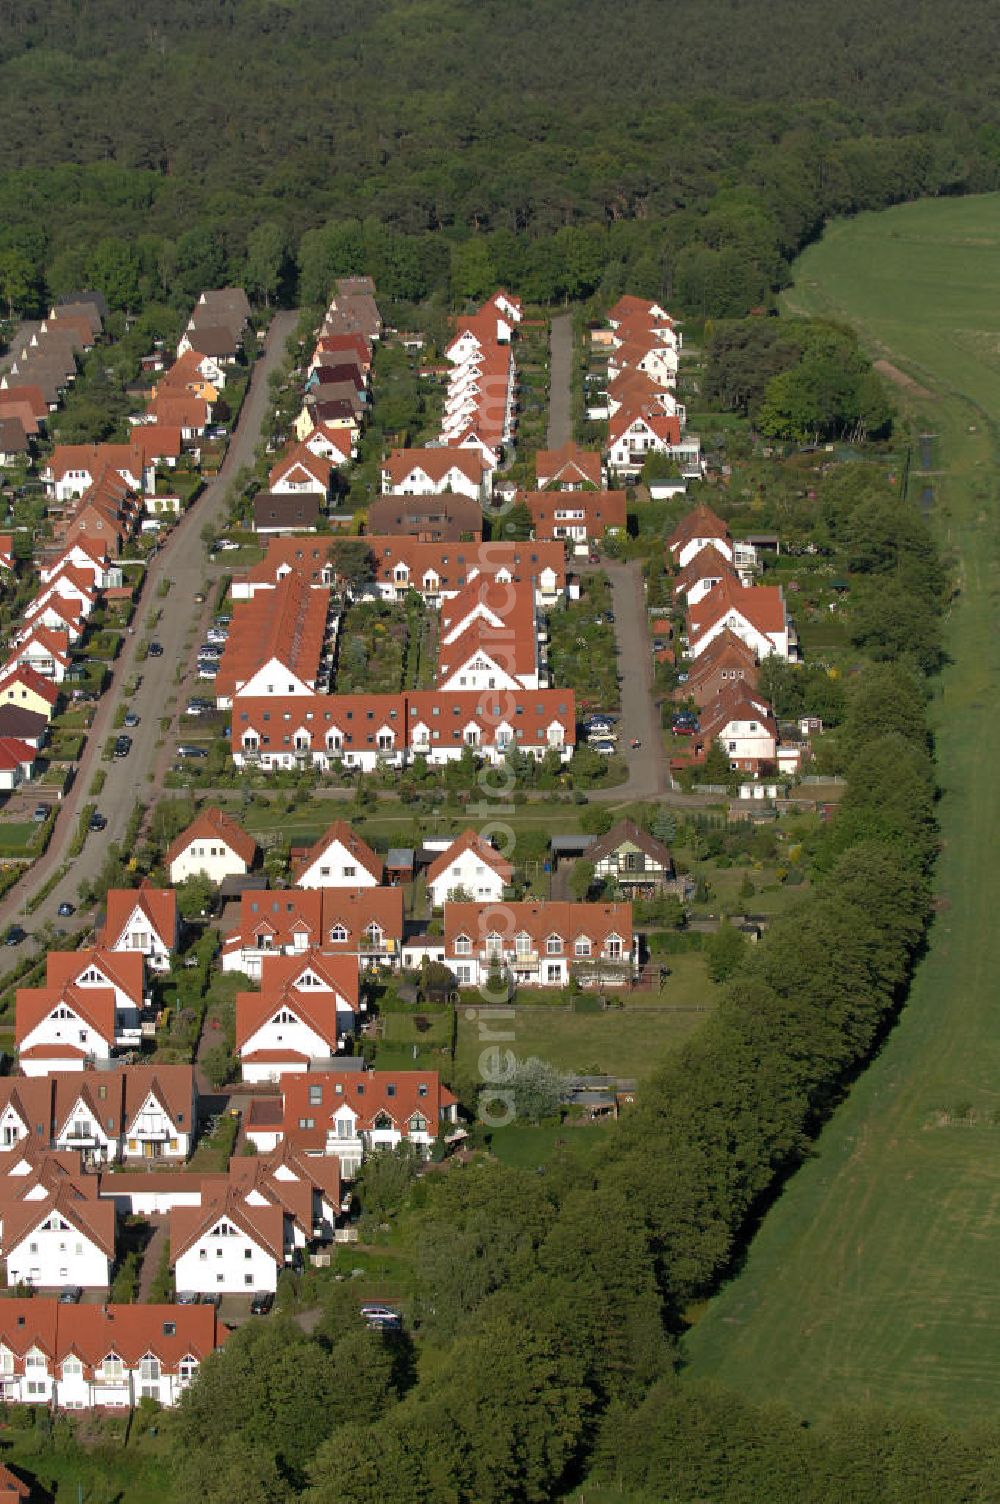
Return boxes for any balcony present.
[359,937,397,957]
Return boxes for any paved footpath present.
[0,311,299,959]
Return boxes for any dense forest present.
[1,0,999,315]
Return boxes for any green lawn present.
[684,194,1000,1421]
[455,1000,709,1082]
[485,1122,611,1170]
[0,823,39,853]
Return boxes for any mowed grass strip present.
[455,998,711,1082]
[683,193,1000,1420]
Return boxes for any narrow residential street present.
[591,560,667,801]
[0,310,299,954]
[547,311,573,449]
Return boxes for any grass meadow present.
[684,193,1000,1420]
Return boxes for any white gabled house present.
[2,1185,115,1292]
[291,820,383,889]
[426,829,513,907]
[172,1191,286,1296]
[16,985,116,1077]
[99,887,178,974]
[236,951,360,1084]
[166,806,257,886]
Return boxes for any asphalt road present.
[589,560,667,802]
[547,312,573,450]
[0,310,299,958]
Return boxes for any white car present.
[591,740,617,756]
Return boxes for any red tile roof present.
[292,820,383,885]
[217,569,329,699]
[524,490,627,539]
[0,1179,116,1259]
[672,545,739,598]
[607,410,681,448]
[170,1186,284,1264]
[275,1069,457,1152]
[667,504,731,554]
[15,983,117,1048]
[0,738,36,773]
[535,443,602,489]
[687,578,787,643]
[165,806,258,869]
[44,948,145,1007]
[444,899,632,952]
[0,665,59,706]
[235,955,358,1051]
[268,442,332,491]
[0,1299,220,1375]
[382,447,486,487]
[100,885,178,951]
[426,829,513,886]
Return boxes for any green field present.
[455,994,711,1082]
[685,195,1000,1419]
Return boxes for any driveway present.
[547,312,573,450]
[0,310,299,955]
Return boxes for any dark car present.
[201,1291,222,1308]
[176,1291,200,1306]
[114,735,132,758]
[147,641,163,657]
[57,901,75,917]
[88,812,107,832]
[3,926,26,947]
[58,1285,82,1305]
[250,1291,274,1316]
[177,744,208,759]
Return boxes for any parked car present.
[194,592,206,604]
[58,1285,82,1305]
[217,540,240,552]
[198,645,221,660]
[57,902,75,917]
[176,1291,200,1306]
[32,804,50,822]
[88,812,107,832]
[177,745,208,759]
[360,1303,398,1321]
[3,926,26,947]
[591,740,617,756]
[186,699,214,716]
[214,615,232,627]
[114,735,132,758]
[123,711,140,727]
[201,1291,222,1308]
[250,1291,274,1316]
[147,641,163,657]
[198,665,219,680]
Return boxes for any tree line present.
[1,0,1000,320]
